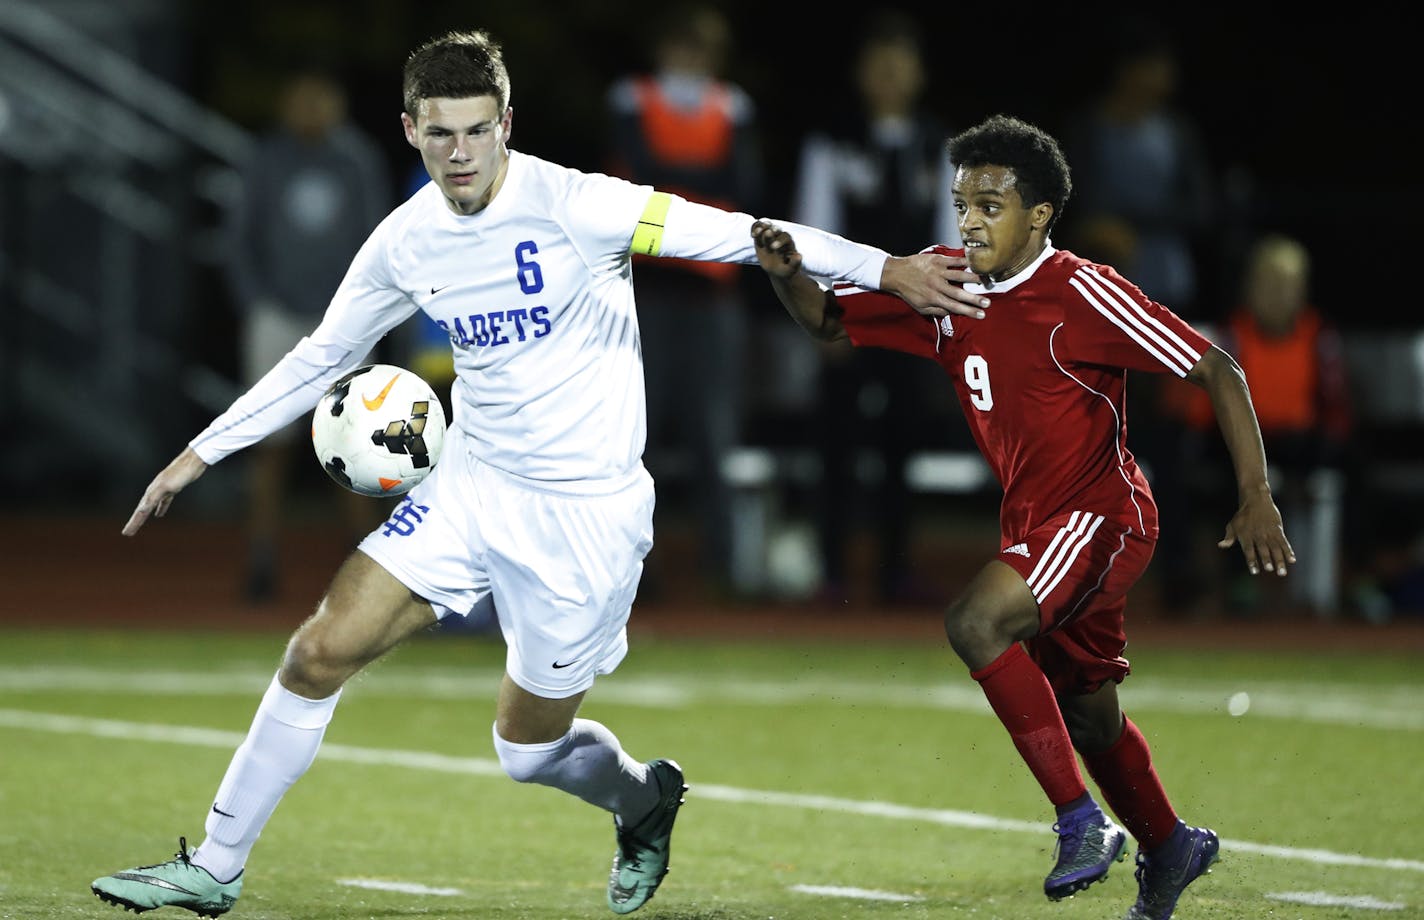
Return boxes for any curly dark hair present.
[402,30,511,117]
[947,114,1072,233]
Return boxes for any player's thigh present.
[285,550,437,678]
[944,561,1040,654]
[483,465,655,700]
[1003,512,1154,694]
[998,511,1151,632]
[356,432,492,622]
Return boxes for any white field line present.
[336,878,463,896]
[1,665,1420,731]
[2,707,1422,876]
[789,884,923,902]
[1267,890,1407,910]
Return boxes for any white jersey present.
[189,149,891,485]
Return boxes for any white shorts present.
[358,428,656,699]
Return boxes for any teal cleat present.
[1044,803,1128,900]
[607,759,687,914]
[92,837,242,917]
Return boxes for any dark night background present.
[3,0,1422,616]
[170,1,1408,329]
[3,0,1419,522]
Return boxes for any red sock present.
[971,643,1086,807]
[1081,715,1179,849]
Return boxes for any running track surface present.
[4,514,1421,654]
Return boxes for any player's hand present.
[123,447,209,536]
[881,252,987,320]
[1217,490,1295,576]
[751,219,803,278]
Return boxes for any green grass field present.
[2,625,1421,919]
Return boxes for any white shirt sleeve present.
[188,337,366,464]
[189,225,418,464]
[659,195,888,291]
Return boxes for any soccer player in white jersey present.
[90,29,989,918]
[751,115,1295,920]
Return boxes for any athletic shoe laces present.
[618,838,643,867]
[1052,815,1087,860]
[135,837,195,872]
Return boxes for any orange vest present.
[1174,307,1327,433]
[631,77,739,283]
[1229,309,1322,432]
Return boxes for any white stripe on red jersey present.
[1026,510,1105,603]
[1069,267,1202,376]
[828,244,1218,541]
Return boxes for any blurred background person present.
[222,64,394,603]
[603,3,765,600]
[1175,234,1369,619]
[788,8,962,607]
[1056,15,1219,617]
[1058,14,1214,317]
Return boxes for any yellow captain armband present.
[630,192,672,256]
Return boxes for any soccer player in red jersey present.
[751,114,1295,920]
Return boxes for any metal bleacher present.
[0,1,249,507]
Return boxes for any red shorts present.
[995,510,1156,695]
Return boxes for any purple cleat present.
[1044,802,1128,900]
[1124,821,1220,919]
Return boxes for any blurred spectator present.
[1174,234,1372,617]
[788,9,961,607]
[1058,15,1214,314]
[1057,16,1218,615]
[604,3,765,598]
[223,65,394,602]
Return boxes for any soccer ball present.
[311,364,447,497]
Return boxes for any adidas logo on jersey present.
[939,316,954,337]
[1002,543,1030,558]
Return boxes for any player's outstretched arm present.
[1185,345,1296,576]
[651,196,985,318]
[881,252,986,320]
[751,220,846,342]
[123,447,209,537]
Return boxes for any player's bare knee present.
[942,598,973,645]
[944,601,1016,666]
[279,631,355,698]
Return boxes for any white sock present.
[491,718,654,822]
[191,673,341,882]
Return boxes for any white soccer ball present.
[311,364,447,497]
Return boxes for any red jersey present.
[833,245,1214,544]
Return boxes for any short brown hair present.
[402,30,511,117]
